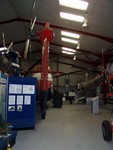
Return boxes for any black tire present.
[102,120,112,141]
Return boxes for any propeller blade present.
[7,42,13,51]
[30,0,36,26]
[24,0,36,60]
[2,32,6,48]
[31,16,37,30]
[24,39,30,59]
[29,40,32,60]
[24,16,36,59]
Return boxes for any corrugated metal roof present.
[0,0,113,72]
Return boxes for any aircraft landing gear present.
[102,120,112,141]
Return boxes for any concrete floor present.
[13,102,113,150]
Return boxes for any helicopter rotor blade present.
[24,39,30,59]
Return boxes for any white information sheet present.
[17,105,22,111]
[8,95,15,105]
[24,96,31,105]
[9,84,22,94]
[8,106,15,111]
[23,85,35,94]
[17,95,23,105]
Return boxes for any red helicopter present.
[24,12,54,119]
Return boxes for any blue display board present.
[6,76,37,129]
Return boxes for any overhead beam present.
[6,39,101,58]
[60,55,96,67]
[51,24,113,43]
[85,55,98,69]
[5,39,113,67]
[55,60,100,73]
[10,39,112,58]
[27,59,41,71]
[55,60,91,70]
[51,42,100,58]
[6,39,113,67]
[1,17,113,43]
[53,70,83,78]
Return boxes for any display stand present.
[91,96,99,114]
[6,76,37,129]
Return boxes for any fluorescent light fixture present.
[59,0,88,11]
[0,47,7,52]
[82,15,88,28]
[76,43,80,49]
[62,47,76,53]
[60,12,84,22]
[73,55,76,60]
[61,31,80,39]
[62,50,74,55]
[61,37,78,44]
